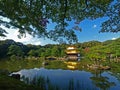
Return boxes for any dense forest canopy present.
[0,38,120,60]
[0,0,120,43]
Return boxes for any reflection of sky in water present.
[14,68,120,90]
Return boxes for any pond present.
[12,68,120,90]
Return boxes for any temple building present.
[66,46,80,61]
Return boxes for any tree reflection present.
[19,69,119,90]
[90,70,115,90]
[110,72,120,83]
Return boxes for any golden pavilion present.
[66,46,80,60]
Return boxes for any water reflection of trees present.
[90,70,115,90]
[21,75,97,90]
[110,72,120,83]
[20,69,117,90]
[21,75,57,90]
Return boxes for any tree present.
[51,46,60,57]
[45,48,52,57]
[7,45,24,58]
[100,0,120,33]
[28,50,38,57]
[0,40,10,58]
[0,0,119,43]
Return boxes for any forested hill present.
[0,38,120,60]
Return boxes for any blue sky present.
[0,17,120,45]
[74,17,120,42]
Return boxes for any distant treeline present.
[0,38,120,60]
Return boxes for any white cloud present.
[112,37,117,40]
[93,24,97,28]
[0,25,58,46]
[12,30,33,43]
[0,28,33,43]
[34,41,41,45]
[0,25,42,45]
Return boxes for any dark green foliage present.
[28,50,39,57]
[0,38,120,61]
[8,45,24,57]
[100,0,120,33]
[0,39,28,59]
[0,0,119,43]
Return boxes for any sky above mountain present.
[0,17,120,46]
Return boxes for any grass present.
[0,74,41,90]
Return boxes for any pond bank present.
[0,74,41,90]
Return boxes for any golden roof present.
[67,46,76,50]
[66,46,79,54]
[66,50,78,54]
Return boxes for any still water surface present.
[13,68,120,90]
